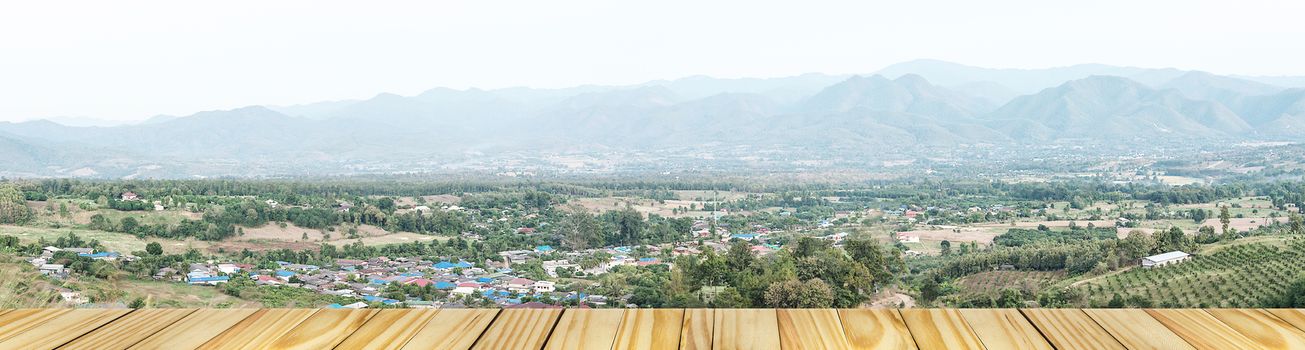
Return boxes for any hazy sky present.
[2,0,1304,122]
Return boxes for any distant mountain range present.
[4,60,1305,178]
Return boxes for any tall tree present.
[0,184,31,224]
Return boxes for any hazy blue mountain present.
[801,75,993,119]
[268,99,361,119]
[987,76,1249,140]
[876,59,1188,94]
[1236,88,1305,137]
[640,73,850,104]
[8,62,1305,177]
[1160,71,1282,107]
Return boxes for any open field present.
[956,270,1066,297]
[0,225,202,254]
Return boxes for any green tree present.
[145,242,163,256]
[559,206,602,250]
[0,184,32,224]
[763,278,835,308]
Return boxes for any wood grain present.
[61,308,197,350]
[335,309,440,350]
[544,309,626,350]
[0,309,75,342]
[837,309,917,350]
[1083,308,1195,350]
[959,309,1052,350]
[401,309,500,350]
[0,309,129,349]
[266,308,378,350]
[778,309,851,350]
[680,309,713,350]
[1146,309,1260,349]
[197,309,319,349]
[899,309,985,349]
[470,308,562,350]
[611,309,683,350]
[1266,309,1305,332]
[128,308,258,350]
[713,309,780,350]
[1020,308,1124,350]
[1206,308,1305,349]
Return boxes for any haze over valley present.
[4,60,1305,180]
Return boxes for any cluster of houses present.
[27,246,129,279]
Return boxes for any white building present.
[1141,251,1190,268]
[533,280,556,293]
[897,233,920,243]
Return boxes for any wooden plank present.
[197,309,318,349]
[335,309,441,350]
[266,308,378,350]
[612,309,683,350]
[470,308,562,350]
[0,309,75,342]
[679,309,713,350]
[61,308,197,350]
[1021,308,1124,350]
[1146,309,1260,349]
[401,309,500,350]
[900,309,985,349]
[837,309,917,350]
[713,309,780,350]
[958,309,1052,350]
[1206,309,1305,349]
[0,309,130,349]
[777,309,851,350]
[1083,308,1195,350]
[1266,309,1305,332]
[127,309,259,350]
[544,309,625,350]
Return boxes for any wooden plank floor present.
[2,308,1305,349]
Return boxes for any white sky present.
[2,0,1303,122]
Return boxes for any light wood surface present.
[0,309,129,349]
[1266,309,1305,332]
[470,308,563,350]
[778,309,852,350]
[837,309,917,350]
[713,308,781,350]
[197,309,319,350]
[900,309,985,349]
[680,309,714,350]
[1205,308,1305,349]
[128,308,259,350]
[612,308,684,350]
[1020,308,1125,350]
[401,309,500,350]
[60,308,196,350]
[545,309,625,350]
[1146,309,1261,350]
[266,308,378,350]
[959,309,1053,350]
[12,307,1305,349]
[1083,308,1195,350]
[335,308,440,350]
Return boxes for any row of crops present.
[1077,236,1305,307]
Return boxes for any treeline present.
[993,226,1117,247]
[616,238,905,308]
[939,228,1194,278]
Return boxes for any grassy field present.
[0,225,203,254]
[956,270,1066,298]
[0,255,64,308]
